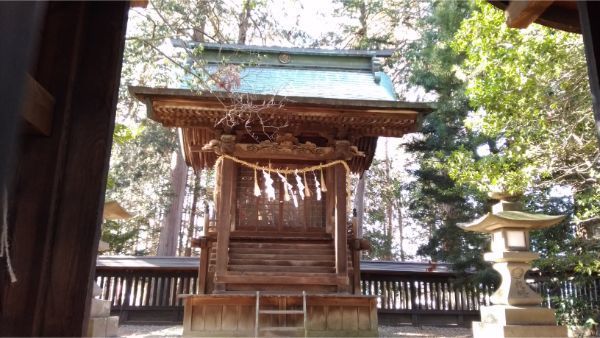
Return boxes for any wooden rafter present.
[505,1,554,29]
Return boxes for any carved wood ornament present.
[201,133,365,161]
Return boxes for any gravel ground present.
[118,324,472,337]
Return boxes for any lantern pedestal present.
[472,252,567,337]
[459,195,567,338]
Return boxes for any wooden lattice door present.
[236,166,325,233]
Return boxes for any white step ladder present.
[254,291,307,337]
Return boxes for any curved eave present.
[129,86,432,174]
[129,86,433,114]
[459,211,566,232]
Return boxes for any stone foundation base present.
[87,316,119,337]
[88,298,118,337]
[473,305,567,338]
[473,322,568,338]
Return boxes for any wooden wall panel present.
[0,2,129,336]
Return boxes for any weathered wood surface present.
[95,267,197,324]
[0,2,128,336]
[96,258,481,326]
[182,294,377,337]
[334,163,349,293]
[505,1,553,29]
[21,74,55,135]
[214,157,235,292]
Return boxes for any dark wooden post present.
[0,2,129,336]
[214,156,235,293]
[578,1,600,142]
[334,163,349,293]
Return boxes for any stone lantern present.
[459,193,568,338]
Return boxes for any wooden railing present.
[360,265,495,326]
[95,257,198,324]
[95,257,600,326]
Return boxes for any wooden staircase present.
[210,237,345,293]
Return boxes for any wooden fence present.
[361,265,494,326]
[95,257,599,326]
[96,257,198,324]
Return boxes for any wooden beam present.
[505,1,553,29]
[213,157,235,292]
[578,1,600,142]
[130,0,149,8]
[22,74,55,135]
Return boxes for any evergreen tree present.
[402,0,494,281]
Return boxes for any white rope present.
[0,186,17,283]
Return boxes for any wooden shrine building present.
[3,2,600,337]
[131,44,430,336]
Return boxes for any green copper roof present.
[229,66,397,101]
[180,43,399,101]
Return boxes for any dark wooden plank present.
[578,1,600,142]
[17,2,128,335]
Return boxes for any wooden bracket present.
[22,74,54,135]
[505,1,553,29]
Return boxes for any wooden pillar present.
[0,2,129,336]
[334,163,349,293]
[578,1,600,142]
[325,166,335,234]
[213,156,235,293]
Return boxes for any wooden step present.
[229,247,333,255]
[217,273,338,285]
[229,242,335,250]
[259,310,304,315]
[260,326,304,331]
[226,284,337,292]
[228,258,334,267]
[228,253,334,260]
[229,265,335,273]
[259,327,305,337]
[230,232,331,240]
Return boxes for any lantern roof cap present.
[459,211,565,233]
[103,200,134,220]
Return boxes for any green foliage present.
[401,0,493,279]
[101,220,143,255]
[446,0,598,221]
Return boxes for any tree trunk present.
[157,149,188,256]
[397,205,405,261]
[237,0,252,45]
[192,0,207,43]
[384,139,393,260]
[184,171,200,256]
